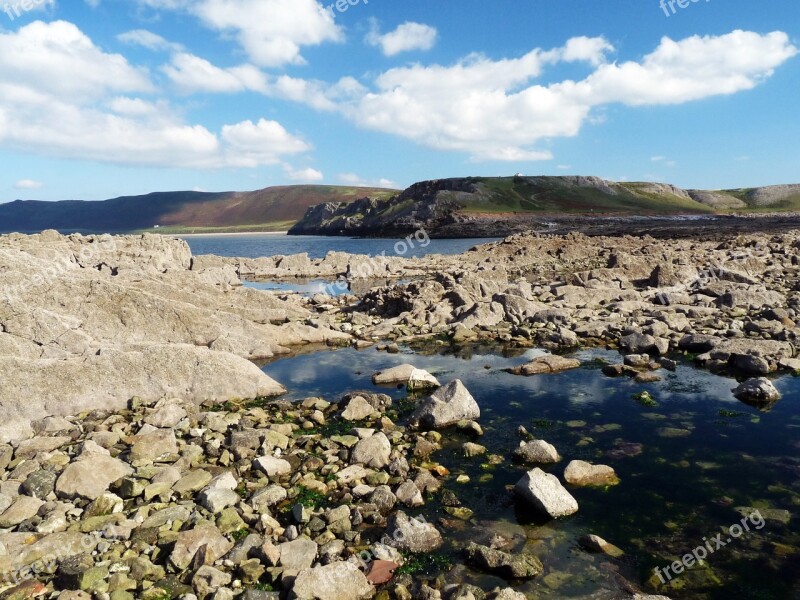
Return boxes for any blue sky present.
[0,0,798,201]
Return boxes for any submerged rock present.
[514,468,579,518]
[564,460,619,486]
[464,542,543,579]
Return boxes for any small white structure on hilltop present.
[153,225,160,229]
[514,173,524,177]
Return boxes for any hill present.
[0,185,398,234]
[288,176,800,237]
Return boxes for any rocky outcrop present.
[0,231,349,441]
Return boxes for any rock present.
[278,537,318,576]
[462,442,487,457]
[130,428,178,462]
[192,565,232,598]
[564,460,619,486]
[199,488,240,514]
[514,440,560,464]
[170,525,234,570]
[578,534,624,557]
[514,468,579,518]
[732,378,781,404]
[507,355,580,375]
[350,433,391,469]
[463,542,542,579]
[341,397,378,421]
[408,369,441,391]
[0,496,44,527]
[253,456,292,479]
[410,380,480,429]
[372,364,416,385]
[144,402,188,428]
[395,481,424,508]
[291,562,373,600]
[386,511,443,552]
[250,485,288,512]
[55,454,133,501]
[21,470,57,499]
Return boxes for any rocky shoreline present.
[2,227,799,598]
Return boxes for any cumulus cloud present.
[13,179,43,190]
[341,30,797,161]
[366,21,438,56]
[162,52,268,93]
[284,165,324,182]
[139,0,342,67]
[0,21,312,169]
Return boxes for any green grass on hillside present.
[132,221,297,234]
[454,177,713,215]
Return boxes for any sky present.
[0,0,798,201]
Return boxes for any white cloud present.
[284,165,324,182]
[117,29,183,52]
[338,30,797,161]
[0,22,312,169]
[366,21,438,56]
[189,0,341,67]
[162,52,268,93]
[14,179,43,190]
[337,173,398,189]
[221,119,311,168]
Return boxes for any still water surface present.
[261,344,800,599]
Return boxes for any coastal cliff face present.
[289,176,800,238]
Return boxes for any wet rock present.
[579,534,624,557]
[513,440,560,464]
[463,542,542,579]
[462,442,487,458]
[514,468,578,518]
[732,378,781,404]
[506,355,580,376]
[564,460,619,486]
[395,481,424,508]
[410,380,480,430]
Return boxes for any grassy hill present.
[0,185,397,234]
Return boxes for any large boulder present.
[514,468,579,518]
[410,380,480,429]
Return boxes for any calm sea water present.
[260,344,800,599]
[182,233,500,259]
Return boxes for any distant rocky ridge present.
[289,176,800,238]
[0,185,396,234]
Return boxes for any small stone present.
[514,440,560,464]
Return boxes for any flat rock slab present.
[514,468,579,518]
[507,355,581,376]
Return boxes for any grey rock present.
[514,468,579,518]
[410,380,480,429]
